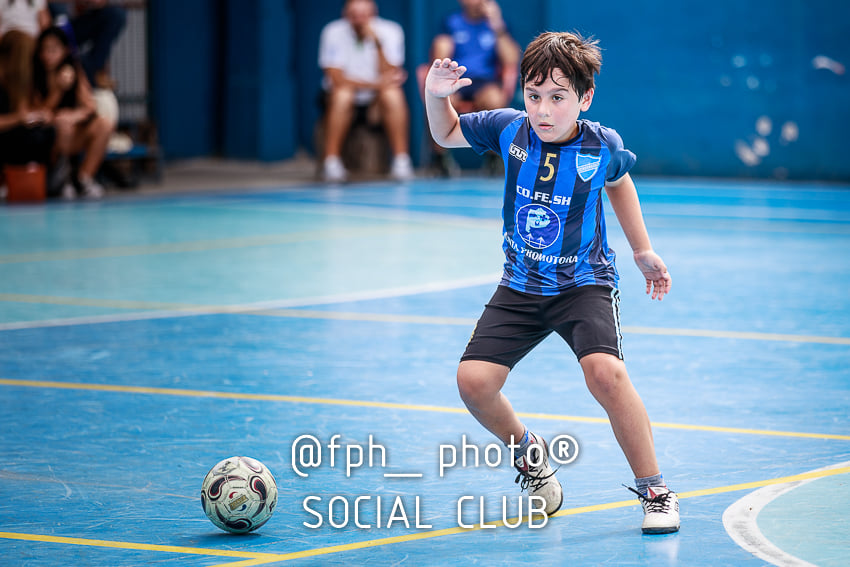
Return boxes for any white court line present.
[722,461,849,567]
[2,277,849,345]
[176,195,503,219]
[0,274,501,331]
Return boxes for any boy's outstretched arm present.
[424,58,473,148]
[605,173,672,300]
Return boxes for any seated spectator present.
[33,25,112,198]
[432,0,519,110]
[0,0,51,39]
[0,30,55,176]
[47,0,125,88]
[427,0,519,175]
[318,0,413,182]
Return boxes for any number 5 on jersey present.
[539,152,558,182]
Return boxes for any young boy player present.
[424,31,679,534]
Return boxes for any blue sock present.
[507,429,534,455]
[519,430,539,457]
[635,473,664,495]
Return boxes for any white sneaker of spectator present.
[60,183,76,200]
[390,153,414,181]
[79,177,104,199]
[323,155,348,183]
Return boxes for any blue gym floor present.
[1,175,848,566]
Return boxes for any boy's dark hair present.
[520,32,602,99]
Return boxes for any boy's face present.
[523,68,593,144]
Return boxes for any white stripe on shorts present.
[611,288,624,359]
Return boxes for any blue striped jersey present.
[459,109,636,295]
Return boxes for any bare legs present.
[579,353,659,478]
[456,360,523,445]
[456,354,660,478]
[323,84,409,160]
[53,112,112,180]
[322,86,357,160]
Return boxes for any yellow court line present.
[646,420,850,440]
[1,378,848,441]
[209,465,850,565]
[251,310,850,345]
[210,560,289,567]
[1,294,848,346]
[0,294,480,324]
[0,531,281,561]
[0,224,425,265]
[253,308,478,326]
[210,560,288,567]
[674,465,850,499]
[3,466,849,566]
[0,293,212,312]
[624,325,850,346]
[0,213,495,266]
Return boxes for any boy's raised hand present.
[425,58,473,98]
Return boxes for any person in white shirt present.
[318,0,413,182]
[0,0,51,39]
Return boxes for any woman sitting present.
[33,26,112,198]
[0,30,54,192]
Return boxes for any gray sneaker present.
[513,432,563,515]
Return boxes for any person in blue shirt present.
[431,0,519,112]
[424,31,679,534]
[427,0,518,176]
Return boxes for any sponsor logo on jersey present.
[509,143,528,162]
[515,203,561,249]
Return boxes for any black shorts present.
[461,285,623,369]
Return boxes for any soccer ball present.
[201,456,278,533]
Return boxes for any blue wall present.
[149,0,223,159]
[149,0,850,181]
[222,0,296,160]
[549,0,850,180]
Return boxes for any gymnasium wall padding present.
[148,0,849,180]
